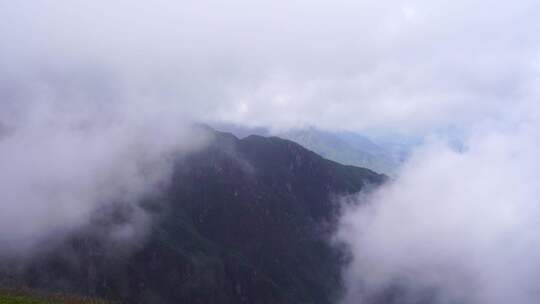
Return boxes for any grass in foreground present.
[0,289,112,304]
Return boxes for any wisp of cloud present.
[0,100,210,255]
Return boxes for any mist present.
[1,1,540,299]
[336,112,540,303]
[0,103,210,255]
[3,1,539,134]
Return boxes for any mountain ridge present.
[210,123,407,175]
[0,127,385,304]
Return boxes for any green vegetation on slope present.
[0,129,385,304]
[0,289,110,304]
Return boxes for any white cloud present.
[0,100,210,254]
[336,119,540,303]
[1,0,540,266]
[1,0,539,133]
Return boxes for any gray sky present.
[1,0,539,134]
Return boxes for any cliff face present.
[1,130,385,304]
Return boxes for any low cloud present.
[336,117,540,303]
[2,1,539,134]
[0,102,210,254]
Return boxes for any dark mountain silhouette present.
[211,123,410,175]
[0,128,385,304]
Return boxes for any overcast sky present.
[2,0,539,135]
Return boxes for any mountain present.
[0,128,385,304]
[278,128,399,175]
[212,123,404,175]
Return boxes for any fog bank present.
[336,118,540,303]
[0,104,210,254]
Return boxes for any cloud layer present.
[336,118,540,303]
[2,0,539,133]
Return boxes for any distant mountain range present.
[212,124,419,175]
[0,127,385,304]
